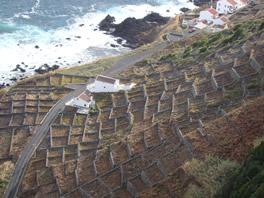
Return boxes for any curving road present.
[4,86,87,198]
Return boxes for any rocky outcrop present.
[190,0,216,6]
[34,64,59,74]
[99,13,170,49]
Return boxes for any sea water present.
[0,0,196,85]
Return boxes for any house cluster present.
[184,0,248,32]
[66,75,135,114]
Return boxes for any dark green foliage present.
[89,106,98,116]
[183,46,192,58]
[217,142,264,198]
[159,52,177,61]
[200,46,207,53]
[258,21,264,30]
[234,24,243,31]
[247,81,261,89]
[162,34,168,41]
[192,39,208,48]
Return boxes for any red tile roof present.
[239,0,248,3]
[78,90,92,103]
[220,16,229,22]
[226,0,238,6]
[96,75,117,84]
[202,8,218,15]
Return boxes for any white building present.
[94,75,120,92]
[66,90,95,109]
[216,0,238,14]
[87,75,136,93]
[235,0,248,9]
[199,8,219,22]
[213,16,229,25]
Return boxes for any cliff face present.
[99,13,170,48]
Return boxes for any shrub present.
[234,24,243,31]
[222,36,232,46]
[232,27,246,41]
[192,39,208,48]
[247,80,261,89]
[259,21,264,31]
[162,33,168,41]
[183,46,192,58]
[200,46,207,53]
[89,106,98,116]
[159,52,177,61]
[217,142,264,198]
[184,155,239,198]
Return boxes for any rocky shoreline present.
[1,6,197,89]
[98,12,170,49]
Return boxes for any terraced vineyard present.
[16,26,264,198]
[1,1,264,197]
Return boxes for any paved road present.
[4,86,87,198]
[104,41,169,77]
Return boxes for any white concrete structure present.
[195,22,208,30]
[199,8,219,22]
[213,16,229,25]
[66,90,95,109]
[216,0,238,14]
[235,0,248,9]
[94,75,119,92]
[87,75,136,93]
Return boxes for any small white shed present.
[94,75,120,92]
[69,90,95,109]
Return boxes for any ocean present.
[0,0,196,86]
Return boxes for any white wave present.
[0,0,196,86]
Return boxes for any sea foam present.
[0,0,196,86]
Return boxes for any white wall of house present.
[94,79,120,92]
[199,11,214,21]
[122,83,136,91]
[235,0,247,8]
[72,98,91,108]
[216,0,237,14]
[213,18,225,25]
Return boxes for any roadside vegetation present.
[0,162,14,197]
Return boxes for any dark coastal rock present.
[180,7,191,13]
[99,12,170,49]
[191,0,216,6]
[116,38,123,44]
[110,44,118,48]
[34,64,59,74]
[10,77,17,81]
[12,65,26,72]
[99,14,116,32]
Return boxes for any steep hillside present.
[1,0,264,197]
